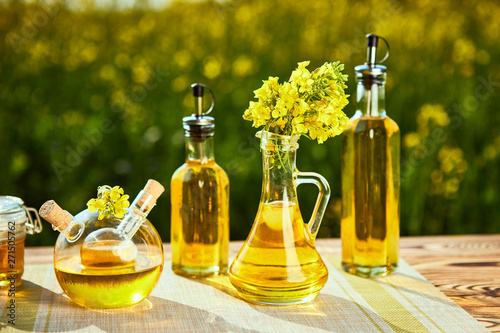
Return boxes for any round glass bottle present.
[53,210,164,308]
[40,181,165,309]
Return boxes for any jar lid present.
[0,195,42,234]
[0,196,24,214]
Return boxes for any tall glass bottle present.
[341,34,400,277]
[171,83,230,278]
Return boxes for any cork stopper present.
[143,179,165,200]
[136,179,164,211]
[39,200,73,230]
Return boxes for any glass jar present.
[0,196,42,288]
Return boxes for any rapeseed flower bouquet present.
[243,61,350,169]
[243,61,350,144]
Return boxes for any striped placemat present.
[1,256,488,332]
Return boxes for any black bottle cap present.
[192,83,204,98]
[367,34,378,47]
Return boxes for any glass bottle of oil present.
[341,34,400,277]
[39,184,164,309]
[171,83,229,278]
[229,131,330,305]
[52,215,163,309]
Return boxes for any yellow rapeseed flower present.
[243,61,349,144]
[87,185,130,220]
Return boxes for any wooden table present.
[25,235,500,332]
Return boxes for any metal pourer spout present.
[190,83,214,118]
[183,83,215,140]
[365,34,390,68]
[367,34,378,67]
[192,83,205,117]
[355,34,390,116]
[355,34,390,88]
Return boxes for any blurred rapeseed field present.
[0,0,499,246]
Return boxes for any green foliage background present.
[1,0,499,246]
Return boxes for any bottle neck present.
[59,212,85,243]
[185,136,215,163]
[356,79,386,117]
[116,190,156,239]
[260,147,298,204]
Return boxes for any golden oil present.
[229,201,328,305]
[81,239,137,268]
[341,115,400,277]
[171,159,229,277]
[0,236,25,288]
[54,253,163,309]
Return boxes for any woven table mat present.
[1,256,488,332]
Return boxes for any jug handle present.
[296,171,331,240]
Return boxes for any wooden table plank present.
[401,235,500,332]
[24,235,500,332]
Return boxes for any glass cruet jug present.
[229,131,330,305]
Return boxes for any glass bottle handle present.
[296,171,331,240]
